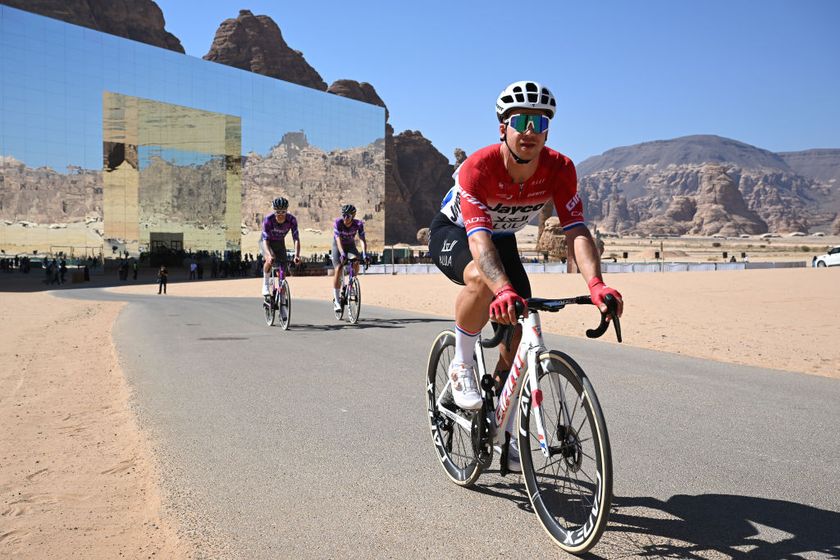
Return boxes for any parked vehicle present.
[814,246,840,267]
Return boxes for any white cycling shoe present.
[333,298,342,312]
[447,361,483,411]
[494,436,521,473]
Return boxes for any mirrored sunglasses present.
[506,113,550,133]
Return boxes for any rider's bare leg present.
[452,262,493,365]
[455,261,493,332]
[332,264,342,289]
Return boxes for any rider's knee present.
[463,265,491,296]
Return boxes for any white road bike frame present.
[435,310,566,458]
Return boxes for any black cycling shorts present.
[428,212,531,298]
[261,239,288,266]
[331,240,361,267]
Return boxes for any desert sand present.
[1,266,838,557]
[0,291,189,559]
[111,267,840,378]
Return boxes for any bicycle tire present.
[278,279,291,330]
[264,291,276,326]
[425,330,482,487]
[518,350,612,554]
[347,277,361,324]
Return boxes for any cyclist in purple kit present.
[260,197,301,302]
[331,204,369,311]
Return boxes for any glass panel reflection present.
[0,5,385,259]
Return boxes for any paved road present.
[67,289,840,559]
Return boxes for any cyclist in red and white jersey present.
[429,81,623,469]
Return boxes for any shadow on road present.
[455,481,840,559]
[289,317,450,331]
[598,493,840,559]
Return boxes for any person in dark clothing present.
[157,265,168,294]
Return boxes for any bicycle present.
[263,261,292,330]
[333,254,367,325]
[425,294,621,555]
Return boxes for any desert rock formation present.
[576,136,839,235]
[203,10,327,91]
[1,0,184,52]
[240,132,385,245]
[0,156,102,223]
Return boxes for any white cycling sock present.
[454,323,480,367]
[262,271,271,295]
[333,288,341,301]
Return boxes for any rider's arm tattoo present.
[478,248,505,284]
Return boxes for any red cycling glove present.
[588,277,622,309]
[489,284,527,322]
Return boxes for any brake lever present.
[585,294,623,343]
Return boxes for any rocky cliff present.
[240,132,385,244]
[203,10,327,91]
[1,0,184,52]
[328,81,453,242]
[390,130,454,233]
[577,135,839,235]
[203,11,454,243]
[0,156,102,223]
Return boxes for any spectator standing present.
[157,265,168,294]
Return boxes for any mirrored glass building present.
[0,5,386,258]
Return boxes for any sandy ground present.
[111,267,840,378]
[0,291,190,559]
[1,266,838,558]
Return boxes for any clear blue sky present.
[156,0,840,165]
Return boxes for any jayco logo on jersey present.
[488,202,545,215]
[566,193,581,212]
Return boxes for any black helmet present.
[272,197,289,210]
[341,204,356,216]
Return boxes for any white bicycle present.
[425,295,621,555]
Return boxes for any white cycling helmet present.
[496,81,556,122]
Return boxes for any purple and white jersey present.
[262,213,299,242]
[333,217,365,247]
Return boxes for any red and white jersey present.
[439,144,585,236]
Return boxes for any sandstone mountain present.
[576,135,839,235]
[203,10,327,91]
[202,11,454,243]
[327,80,389,120]
[778,149,840,184]
[0,0,184,52]
[0,156,102,223]
[240,131,385,245]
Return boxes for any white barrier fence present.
[360,260,807,275]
